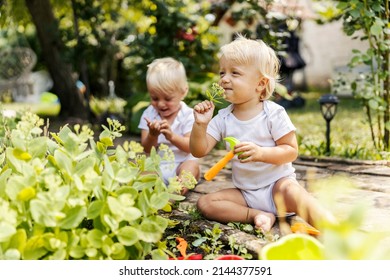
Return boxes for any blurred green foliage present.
[313,0,390,151]
[288,92,390,160]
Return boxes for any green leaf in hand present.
[205,83,225,104]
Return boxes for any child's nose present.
[220,76,229,84]
[157,101,166,108]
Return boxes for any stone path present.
[175,150,390,258]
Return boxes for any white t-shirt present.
[207,100,296,190]
[138,101,197,163]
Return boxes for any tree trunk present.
[25,0,87,119]
[71,0,93,122]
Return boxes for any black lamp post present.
[319,94,339,155]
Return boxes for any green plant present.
[228,222,278,242]
[89,96,127,116]
[0,107,20,143]
[125,0,220,92]
[0,112,192,260]
[177,203,203,220]
[227,235,252,259]
[191,223,225,259]
[315,0,390,151]
[205,83,225,104]
[160,220,201,259]
[288,92,389,160]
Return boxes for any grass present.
[286,91,386,160]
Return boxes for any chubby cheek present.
[151,100,167,110]
[223,92,234,102]
[150,100,158,107]
[168,101,181,110]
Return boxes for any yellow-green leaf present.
[117,226,139,246]
[59,206,87,229]
[13,148,32,161]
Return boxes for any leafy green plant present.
[288,91,389,160]
[227,235,252,259]
[176,203,203,221]
[315,0,390,151]
[205,82,225,104]
[0,108,20,146]
[0,112,191,260]
[190,223,223,258]
[89,96,127,116]
[299,139,328,157]
[227,222,278,242]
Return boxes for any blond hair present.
[146,57,188,96]
[218,34,280,100]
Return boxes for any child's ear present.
[181,86,189,100]
[256,77,268,93]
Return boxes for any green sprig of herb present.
[205,83,225,104]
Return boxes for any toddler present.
[190,35,336,231]
[138,57,200,195]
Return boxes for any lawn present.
[286,91,383,160]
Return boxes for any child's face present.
[219,56,264,105]
[149,89,183,119]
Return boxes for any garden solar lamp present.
[319,94,339,155]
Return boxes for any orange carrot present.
[204,150,235,181]
[290,222,321,236]
[176,237,188,258]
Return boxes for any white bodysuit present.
[138,101,197,183]
[206,100,297,214]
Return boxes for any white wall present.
[300,19,369,89]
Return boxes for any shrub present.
[0,112,187,260]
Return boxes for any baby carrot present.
[204,150,235,181]
[176,237,188,258]
[290,222,321,236]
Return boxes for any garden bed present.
[158,192,288,260]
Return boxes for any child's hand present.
[193,100,214,125]
[145,117,161,137]
[158,119,174,141]
[234,141,263,163]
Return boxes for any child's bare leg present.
[197,188,276,232]
[177,160,200,195]
[273,177,336,228]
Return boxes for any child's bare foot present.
[254,212,276,232]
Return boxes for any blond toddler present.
[190,35,335,231]
[139,57,200,194]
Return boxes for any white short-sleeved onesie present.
[206,100,297,214]
[138,101,198,183]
